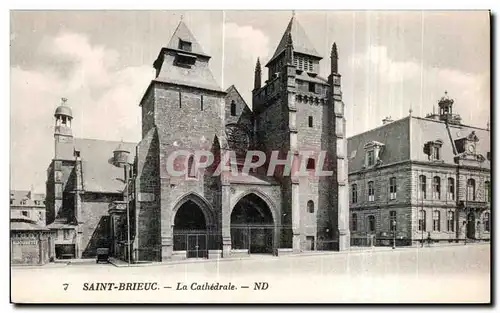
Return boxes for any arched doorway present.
[231,193,275,254]
[466,212,476,239]
[173,199,208,258]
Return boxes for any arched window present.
[419,175,427,199]
[230,100,236,116]
[307,200,314,213]
[187,155,196,178]
[351,184,358,204]
[467,179,476,201]
[433,176,441,200]
[433,210,441,231]
[368,181,375,201]
[351,213,358,231]
[447,210,455,232]
[367,215,376,232]
[418,209,426,231]
[483,212,490,232]
[485,181,490,203]
[448,178,455,200]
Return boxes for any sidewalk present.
[107,241,489,268]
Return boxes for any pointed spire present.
[165,19,208,57]
[266,15,321,67]
[61,97,68,105]
[254,58,262,90]
[330,42,338,74]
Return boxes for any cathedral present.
[45,16,350,262]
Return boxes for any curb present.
[106,242,490,268]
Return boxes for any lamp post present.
[463,220,467,245]
[392,220,397,250]
[124,164,131,265]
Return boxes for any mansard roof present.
[347,116,490,173]
[266,16,322,67]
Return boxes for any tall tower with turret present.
[252,14,349,252]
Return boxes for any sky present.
[10,10,490,192]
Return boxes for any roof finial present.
[180,14,184,22]
[487,121,490,131]
[409,104,413,116]
[292,10,296,18]
[61,97,67,105]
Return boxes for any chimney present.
[382,116,393,125]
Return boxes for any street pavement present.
[11,243,490,303]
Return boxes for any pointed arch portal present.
[172,194,215,259]
[231,193,275,254]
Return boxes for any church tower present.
[136,19,227,261]
[252,14,350,252]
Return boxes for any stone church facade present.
[45,16,350,262]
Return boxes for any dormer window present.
[367,150,375,166]
[363,141,384,168]
[424,139,443,161]
[178,39,192,52]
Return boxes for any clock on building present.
[468,144,475,153]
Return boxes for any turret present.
[254,58,261,90]
[331,42,338,74]
[54,97,73,137]
[113,142,130,167]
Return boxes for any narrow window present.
[419,175,427,199]
[432,146,440,160]
[433,176,441,200]
[230,100,236,116]
[308,82,315,93]
[308,59,313,72]
[187,155,196,178]
[351,184,358,204]
[467,179,476,201]
[351,213,358,231]
[448,178,455,200]
[390,211,397,232]
[485,181,490,203]
[433,210,441,231]
[200,95,204,111]
[418,210,426,231]
[179,91,182,108]
[389,177,397,200]
[21,211,28,217]
[447,211,455,232]
[367,150,375,166]
[308,116,313,128]
[306,158,315,170]
[368,181,375,201]
[10,200,13,205]
[307,200,314,213]
[368,215,376,232]
[484,212,490,232]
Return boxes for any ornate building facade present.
[348,93,491,246]
[45,16,350,261]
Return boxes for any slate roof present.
[10,190,45,207]
[74,138,137,194]
[348,116,490,173]
[165,21,209,57]
[266,16,322,66]
[154,21,222,93]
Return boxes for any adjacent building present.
[44,16,350,262]
[348,93,491,246]
[10,189,46,225]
